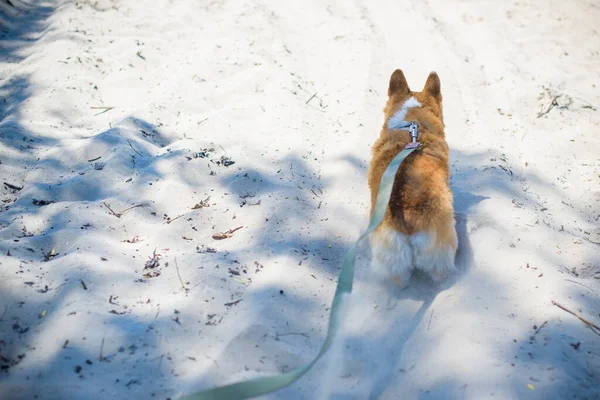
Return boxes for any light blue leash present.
[182,138,421,400]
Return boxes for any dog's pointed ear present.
[423,71,441,99]
[388,69,410,97]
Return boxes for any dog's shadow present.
[334,195,481,399]
[369,212,475,398]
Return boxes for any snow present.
[1,0,599,399]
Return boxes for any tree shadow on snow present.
[1,6,597,398]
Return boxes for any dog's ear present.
[388,69,410,97]
[423,71,441,100]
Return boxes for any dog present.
[367,69,457,287]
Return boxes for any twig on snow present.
[552,300,600,335]
[127,139,143,156]
[99,335,105,361]
[174,258,189,294]
[306,92,317,104]
[103,202,145,218]
[3,182,23,191]
[212,226,244,240]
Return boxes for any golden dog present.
[368,69,457,287]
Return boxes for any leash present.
[181,136,421,400]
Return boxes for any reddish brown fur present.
[368,69,456,250]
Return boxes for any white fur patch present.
[386,96,422,130]
[370,226,456,285]
[370,226,413,287]
[409,232,456,281]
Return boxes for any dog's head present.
[384,69,443,126]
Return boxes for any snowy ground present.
[0,0,599,399]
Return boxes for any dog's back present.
[367,69,457,287]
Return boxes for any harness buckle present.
[409,123,418,143]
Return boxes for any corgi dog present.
[367,69,457,287]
